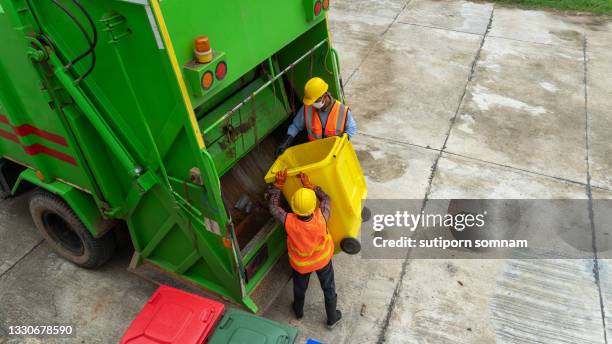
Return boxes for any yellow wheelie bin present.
[264,134,367,254]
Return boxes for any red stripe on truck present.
[23,144,77,165]
[14,125,68,146]
[0,128,19,143]
[0,114,68,146]
[0,114,77,165]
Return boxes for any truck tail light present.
[202,71,214,90]
[323,0,330,10]
[215,61,227,81]
[314,0,322,16]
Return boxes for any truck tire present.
[29,190,116,269]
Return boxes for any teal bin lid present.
[209,308,298,344]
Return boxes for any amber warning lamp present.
[194,36,213,64]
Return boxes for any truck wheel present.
[29,190,116,269]
[340,237,361,255]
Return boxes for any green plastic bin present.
[209,308,298,344]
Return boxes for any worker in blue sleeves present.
[276,77,357,156]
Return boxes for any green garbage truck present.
[0,0,345,312]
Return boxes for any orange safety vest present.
[285,209,334,274]
[303,101,349,141]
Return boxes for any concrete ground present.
[1,1,612,343]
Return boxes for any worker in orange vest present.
[276,77,357,156]
[268,169,342,329]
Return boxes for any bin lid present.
[209,308,298,344]
[120,285,225,344]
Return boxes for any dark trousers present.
[292,260,337,320]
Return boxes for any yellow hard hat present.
[290,188,317,216]
[303,77,329,106]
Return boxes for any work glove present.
[274,169,288,189]
[275,135,295,157]
[299,172,315,190]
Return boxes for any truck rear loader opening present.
[221,135,279,251]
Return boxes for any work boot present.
[292,300,304,320]
[326,310,342,329]
[325,296,342,329]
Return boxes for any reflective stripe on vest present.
[304,101,348,141]
[285,209,334,273]
[335,103,348,136]
[304,106,323,140]
[288,237,333,267]
[289,239,327,257]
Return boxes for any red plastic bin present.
[120,285,225,344]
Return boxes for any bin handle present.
[272,135,348,177]
[332,134,348,157]
[218,317,233,329]
[276,335,289,344]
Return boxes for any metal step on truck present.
[0,0,351,312]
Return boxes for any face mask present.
[312,100,325,109]
[312,94,327,109]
